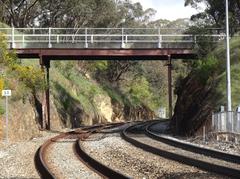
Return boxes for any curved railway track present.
[121,121,240,178]
[146,121,240,164]
[35,123,129,179]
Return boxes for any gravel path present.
[82,133,224,179]
[45,136,101,179]
[0,131,57,178]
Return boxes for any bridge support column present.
[40,57,51,130]
[167,55,173,119]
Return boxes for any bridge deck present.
[15,48,196,60]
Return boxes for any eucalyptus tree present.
[0,0,157,28]
[0,0,41,27]
[185,0,240,33]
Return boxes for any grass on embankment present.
[195,36,240,110]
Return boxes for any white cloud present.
[131,0,203,20]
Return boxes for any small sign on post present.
[2,89,11,143]
[2,90,11,97]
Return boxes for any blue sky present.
[131,0,204,20]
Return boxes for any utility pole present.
[225,0,232,111]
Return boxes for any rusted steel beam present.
[40,65,46,129]
[45,64,50,130]
[167,55,173,119]
[40,57,51,130]
[15,48,197,60]
[18,48,195,129]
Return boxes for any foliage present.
[91,61,108,71]
[101,83,124,104]
[182,35,240,109]
[106,60,139,82]
[12,65,45,92]
[0,0,157,28]
[0,33,17,65]
[0,0,196,118]
[140,61,168,108]
[0,77,3,93]
[51,64,102,116]
[53,61,105,100]
[185,26,219,58]
[54,61,75,78]
[185,0,240,33]
[0,0,40,27]
[193,55,219,85]
[78,61,108,74]
[0,33,45,96]
[128,76,154,108]
[149,18,191,29]
[52,58,165,113]
[0,103,4,115]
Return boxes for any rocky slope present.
[171,36,240,136]
[0,60,157,141]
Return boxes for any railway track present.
[121,121,240,178]
[146,121,240,164]
[35,123,129,179]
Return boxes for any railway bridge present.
[0,27,225,130]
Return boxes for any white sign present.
[2,90,11,97]
[158,107,166,118]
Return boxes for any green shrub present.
[0,77,3,92]
[0,104,4,115]
[193,55,219,85]
[0,35,45,94]
[129,76,152,105]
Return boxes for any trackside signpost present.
[2,90,11,143]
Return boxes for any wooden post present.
[167,55,173,119]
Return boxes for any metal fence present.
[212,111,240,134]
[0,27,227,49]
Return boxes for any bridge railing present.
[0,27,226,49]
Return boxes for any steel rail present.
[34,123,128,179]
[145,122,240,164]
[34,132,66,179]
[0,27,224,30]
[121,122,240,178]
[75,122,131,179]
[75,139,130,179]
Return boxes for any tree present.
[185,0,240,33]
[0,0,157,28]
[106,60,139,83]
[115,0,156,27]
[0,0,40,27]
[0,33,45,93]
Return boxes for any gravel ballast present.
[149,122,240,155]
[0,131,57,179]
[45,136,101,179]
[82,133,225,179]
